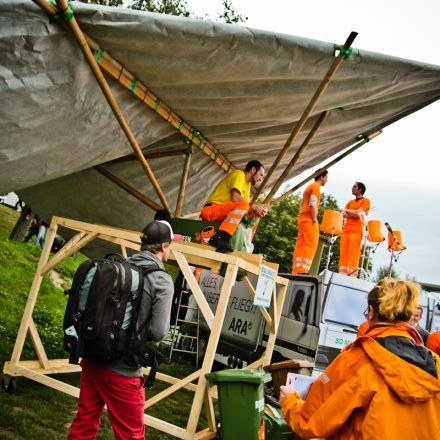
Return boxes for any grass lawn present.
[0,206,212,439]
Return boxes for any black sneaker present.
[209,231,233,253]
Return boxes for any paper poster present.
[286,373,316,399]
[254,265,277,308]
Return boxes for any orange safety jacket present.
[428,331,440,357]
[282,323,440,439]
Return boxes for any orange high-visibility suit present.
[357,320,369,337]
[281,323,440,440]
[201,170,251,236]
[428,331,440,356]
[292,182,321,274]
[339,197,370,277]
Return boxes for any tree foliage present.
[253,192,341,274]
[374,265,399,281]
[77,0,248,23]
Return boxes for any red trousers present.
[201,201,249,236]
[68,360,145,440]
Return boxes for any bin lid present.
[263,359,314,372]
[206,368,272,384]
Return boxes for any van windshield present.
[323,284,367,328]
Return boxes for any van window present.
[323,285,367,328]
[288,285,312,323]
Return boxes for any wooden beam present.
[10,220,58,363]
[252,32,358,204]
[144,369,201,409]
[53,0,169,210]
[175,147,193,217]
[28,318,50,369]
[41,231,98,276]
[186,263,238,434]
[263,110,329,203]
[172,250,215,329]
[94,165,163,212]
[32,0,235,175]
[272,130,382,206]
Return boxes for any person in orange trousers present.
[339,182,370,277]
[292,170,328,274]
[200,160,269,252]
[280,278,440,440]
[428,331,440,356]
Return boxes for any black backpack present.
[63,255,165,388]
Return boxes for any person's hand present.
[279,385,294,406]
[254,204,269,217]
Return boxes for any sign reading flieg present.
[254,265,277,308]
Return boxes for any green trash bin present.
[206,368,271,440]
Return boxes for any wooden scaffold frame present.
[3,216,288,439]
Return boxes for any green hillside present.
[0,206,201,439]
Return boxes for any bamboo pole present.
[263,110,329,204]
[175,146,193,217]
[45,0,169,210]
[32,0,234,175]
[272,130,382,206]
[94,165,162,211]
[252,31,358,205]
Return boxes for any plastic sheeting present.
[1,0,440,232]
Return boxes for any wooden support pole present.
[175,146,193,218]
[94,165,162,212]
[10,220,58,362]
[53,0,169,210]
[252,31,358,204]
[41,231,98,276]
[28,318,50,369]
[263,110,329,204]
[272,130,382,206]
[32,0,234,175]
[186,263,238,434]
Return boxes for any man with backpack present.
[68,220,175,440]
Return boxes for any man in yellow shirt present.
[201,160,269,252]
[292,170,328,274]
[339,182,370,277]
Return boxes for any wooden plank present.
[28,318,49,369]
[262,259,279,272]
[120,245,127,258]
[144,370,201,409]
[194,428,218,440]
[173,251,215,328]
[98,233,141,252]
[186,263,238,434]
[41,231,98,275]
[53,217,141,243]
[10,220,59,363]
[203,384,217,434]
[242,276,272,327]
[175,147,193,217]
[144,414,192,440]
[246,358,266,369]
[143,370,198,392]
[231,251,263,267]
[11,364,80,398]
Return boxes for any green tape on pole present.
[95,48,104,64]
[130,78,138,92]
[183,137,191,145]
[178,120,185,131]
[333,44,352,60]
[356,134,365,141]
[154,98,161,112]
[214,152,219,161]
[199,135,205,149]
[50,2,74,22]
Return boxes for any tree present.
[374,265,399,281]
[78,0,247,23]
[253,192,341,274]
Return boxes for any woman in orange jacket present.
[280,279,440,439]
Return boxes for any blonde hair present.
[368,278,420,322]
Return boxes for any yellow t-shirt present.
[206,170,251,204]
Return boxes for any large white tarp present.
[1,0,440,232]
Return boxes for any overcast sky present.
[187,0,440,283]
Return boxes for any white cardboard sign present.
[254,264,277,308]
